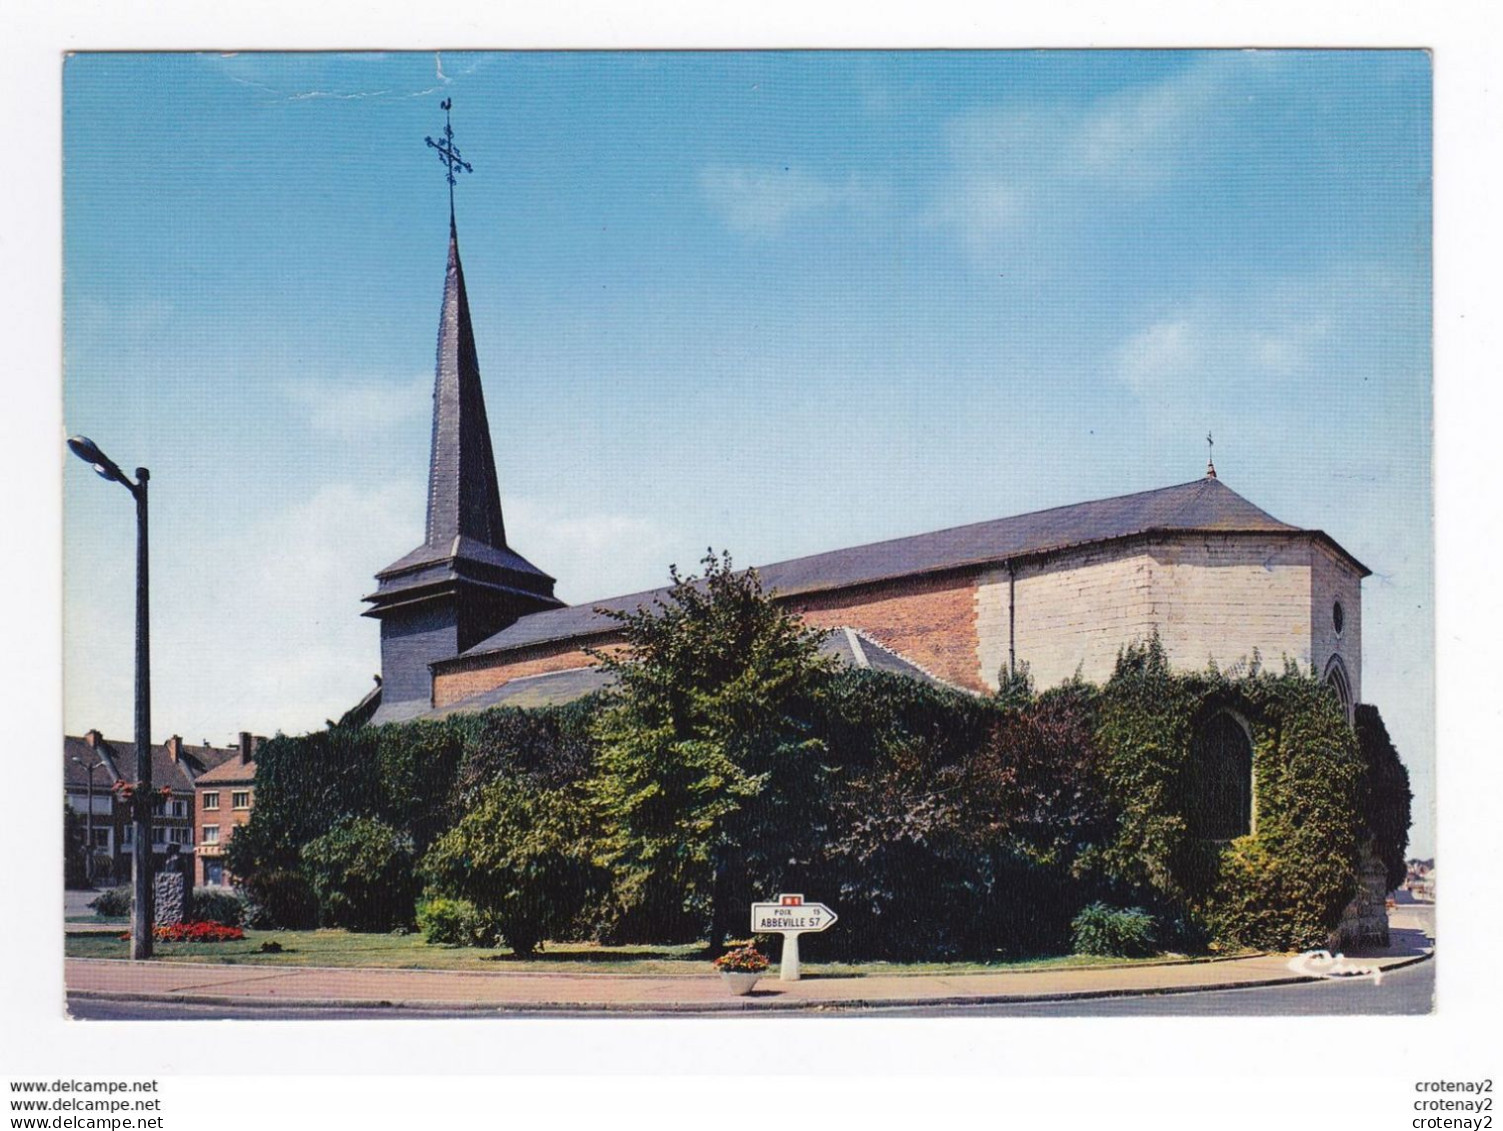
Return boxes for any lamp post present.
[69,756,102,885]
[67,435,153,960]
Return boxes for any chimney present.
[167,735,183,762]
[239,731,254,765]
[84,729,102,748]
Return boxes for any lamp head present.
[66,435,129,486]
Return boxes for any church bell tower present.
[363,101,562,724]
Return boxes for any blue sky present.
[62,50,1433,851]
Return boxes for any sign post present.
[750,893,838,981]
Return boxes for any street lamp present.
[69,756,102,885]
[67,435,153,960]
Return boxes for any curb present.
[60,950,1268,982]
[66,950,1432,1015]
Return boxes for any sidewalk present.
[65,941,1432,1014]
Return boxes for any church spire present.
[363,99,561,725]
[424,220,508,550]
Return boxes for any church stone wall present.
[977,542,1158,691]
[974,534,1325,693]
[1310,542,1363,704]
[1147,534,1313,676]
[789,572,986,692]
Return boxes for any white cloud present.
[280,373,431,440]
[1115,317,1201,393]
[699,165,882,236]
[1108,266,1375,398]
[929,55,1257,254]
[504,498,680,605]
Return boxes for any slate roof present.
[369,220,556,600]
[63,735,239,794]
[449,477,1366,663]
[418,627,943,718]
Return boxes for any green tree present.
[586,551,833,948]
[1353,704,1413,891]
[64,804,90,890]
[420,779,605,956]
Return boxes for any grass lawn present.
[63,927,1221,976]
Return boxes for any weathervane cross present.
[1206,431,1218,479]
[425,98,473,219]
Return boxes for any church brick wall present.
[1310,541,1363,704]
[432,639,626,709]
[788,572,986,692]
[426,533,1360,712]
[977,543,1159,691]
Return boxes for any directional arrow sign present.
[749,895,837,982]
[750,896,838,935]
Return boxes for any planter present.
[719,970,762,996]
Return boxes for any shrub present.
[1071,903,1158,958]
[89,885,132,918]
[301,817,417,932]
[809,671,1103,961]
[421,779,605,956]
[191,887,247,928]
[241,869,319,930]
[417,897,499,947]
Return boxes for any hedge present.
[230,637,1405,956]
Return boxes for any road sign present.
[750,894,838,934]
[749,894,837,982]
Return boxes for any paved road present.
[67,957,1432,1020]
[865,955,1434,1017]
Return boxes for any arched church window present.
[1187,711,1253,840]
[1324,656,1352,720]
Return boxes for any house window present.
[232,791,251,810]
[202,826,220,844]
[90,828,111,849]
[1187,711,1253,840]
[1333,600,1345,636]
[151,798,166,817]
[169,827,193,846]
[204,860,225,886]
[171,799,188,818]
[121,826,133,848]
[203,792,220,811]
[151,827,167,846]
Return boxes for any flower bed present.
[140,921,246,943]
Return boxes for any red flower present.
[152,920,245,943]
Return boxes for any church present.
[362,162,1367,728]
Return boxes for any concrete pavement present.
[65,947,1431,1016]
[64,905,1434,1016]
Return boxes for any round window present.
[1333,600,1345,636]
